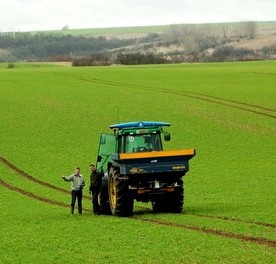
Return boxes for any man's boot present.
[78,205,82,215]
[71,206,74,215]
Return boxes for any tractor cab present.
[96,121,171,174]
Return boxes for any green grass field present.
[0,61,275,263]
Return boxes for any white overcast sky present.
[1,0,275,32]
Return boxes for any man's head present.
[90,164,96,172]
[75,167,81,175]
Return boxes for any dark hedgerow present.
[211,46,258,62]
[72,53,113,66]
[72,52,170,66]
[116,52,169,65]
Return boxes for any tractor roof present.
[109,121,171,130]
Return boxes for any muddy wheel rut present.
[45,72,276,119]
[0,176,275,248]
[0,178,90,212]
[1,155,275,229]
[133,217,276,248]
[135,206,276,229]
[0,156,91,200]
[1,155,276,248]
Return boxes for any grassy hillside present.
[44,21,276,36]
[0,61,275,263]
[47,25,169,36]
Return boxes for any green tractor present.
[95,121,195,216]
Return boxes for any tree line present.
[0,32,136,61]
[1,21,275,65]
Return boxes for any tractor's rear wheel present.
[108,167,133,216]
[168,178,184,213]
[152,178,184,213]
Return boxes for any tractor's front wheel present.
[108,167,133,216]
[98,175,111,215]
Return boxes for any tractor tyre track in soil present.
[45,72,276,119]
[159,89,276,120]
[0,177,89,212]
[186,213,276,229]
[135,205,276,229]
[0,176,274,248]
[0,156,91,200]
[133,217,276,248]
[0,178,68,208]
[1,155,275,229]
[0,156,69,194]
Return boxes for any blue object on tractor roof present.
[109,121,171,129]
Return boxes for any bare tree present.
[220,23,230,40]
[246,21,257,39]
[240,21,257,39]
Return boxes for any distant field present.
[45,24,170,36]
[41,21,276,36]
[0,61,275,263]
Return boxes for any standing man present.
[89,164,102,214]
[62,167,85,215]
